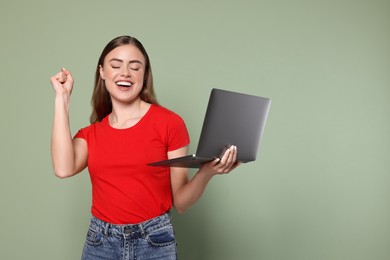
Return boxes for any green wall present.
[1,1,389,259]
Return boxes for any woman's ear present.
[99,65,105,80]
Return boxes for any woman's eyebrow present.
[109,58,123,63]
[109,58,143,64]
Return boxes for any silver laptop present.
[148,88,271,168]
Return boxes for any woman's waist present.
[89,212,172,238]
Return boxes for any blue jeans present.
[81,213,178,260]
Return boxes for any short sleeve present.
[74,128,87,141]
[166,113,190,151]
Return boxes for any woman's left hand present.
[200,145,241,176]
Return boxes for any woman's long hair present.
[90,36,158,123]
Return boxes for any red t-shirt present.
[74,104,190,224]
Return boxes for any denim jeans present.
[81,213,178,260]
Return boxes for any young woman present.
[50,35,239,260]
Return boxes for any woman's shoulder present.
[150,104,187,126]
[86,116,108,129]
[74,117,108,138]
[151,104,183,118]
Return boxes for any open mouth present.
[116,81,133,88]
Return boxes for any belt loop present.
[104,222,110,236]
[139,223,146,238]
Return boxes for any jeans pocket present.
[147,225,176,247]
[85,227,103,246]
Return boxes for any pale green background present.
[0,0,389,259]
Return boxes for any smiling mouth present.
[116,81,133,88]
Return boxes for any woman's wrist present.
[54,92,71,111]
[197,165,218,179]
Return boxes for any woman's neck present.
[109,99,151,129]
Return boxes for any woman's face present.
[100,44,146,104]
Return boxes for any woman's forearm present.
[173,169,215,214]
[51,94,76,178]
[172,146,239,213]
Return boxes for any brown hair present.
[90,36,158,123]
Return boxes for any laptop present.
[148,88,271,168]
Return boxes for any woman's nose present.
[121,67,130,77]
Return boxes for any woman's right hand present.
[50,68,74,96]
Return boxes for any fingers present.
[199,145,241,176]
[50,68,74,95]
[61,68,73,82]
[58,68,67,83]
[51,69,66,84]
[215,145,238,173]
[51,68,72,83]
[57,67,73,83]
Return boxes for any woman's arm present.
[50,68,88,178]
[170,145,239,213]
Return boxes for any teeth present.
[116,81,132,87]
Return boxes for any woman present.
[50,35,239,260]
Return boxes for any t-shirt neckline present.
[103,104,155,131]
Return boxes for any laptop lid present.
[195,88,271,162]
[148,88,271,167]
